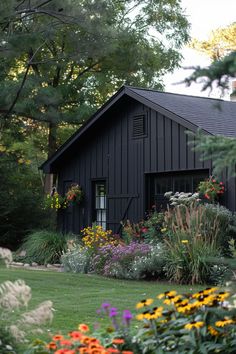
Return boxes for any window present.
[146,170,209,211]
[93,181,107,230]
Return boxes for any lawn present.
[1,268,202,340]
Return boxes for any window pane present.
[94,181,107,230]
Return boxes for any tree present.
[184,22,236,177]
[190,22,236,60]
[0,0,190,158]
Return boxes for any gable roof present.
[41,85,236,172]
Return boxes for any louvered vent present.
[132,114,146,138]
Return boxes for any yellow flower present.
[203,287,218,295]
[161,228,167,233]
[181,240,188,244]
[163,295,182,305]
[136,314,144,321]
[185,321,204,330]
[215,319,234,327]
[217,291,230,302]
[176,303,196,314]
[192,290,205,299]
[157,290,177,299]
[136,298,153,309]
[208,325,220,336]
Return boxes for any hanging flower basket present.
[66,183,83,205]
[198,176,225,203]
[44,192,68,210]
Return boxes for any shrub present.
[165,191,200,206]
[81,225,120,251]
[61,244,92,273]
[95,242,151,279]
[16,230,76,265]
[131,244,166,280]
[121,219,146,244]
[134,287,236,353]
[204,203,236,255]
[142,211,165,243]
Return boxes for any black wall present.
[56,96,235,234]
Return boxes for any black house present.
[41,86,236,234]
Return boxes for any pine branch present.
[3,40,48,119]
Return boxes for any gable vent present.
[132,114,146,138]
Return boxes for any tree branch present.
[3,40,48,119]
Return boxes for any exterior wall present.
[57,96,235,234]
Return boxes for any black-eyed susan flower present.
[208,325,220,336]
[192,290,205,299]
[216,291,230,302]
[163,295,182,305]
[215,318,234,327]
[176,303,196,314]
[157,290,177,299]
[144,306,163,320]
[175,298,189,307]
[136,298,153,309]
[203,287,218,295]
[184,321,204,330]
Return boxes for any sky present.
[164,0,236,99]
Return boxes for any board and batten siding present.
[57,97,214,234]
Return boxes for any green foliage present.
[204,204,236,256]
[0,0,190,157]
[142,211,165,243]
[131,244,166,280]
[0,153,52,250]
[17,230,76,265]
[61,244,92,273]
[163,204,224,284]
[189,130,236,178]
[198,176,225,202]
[0,326,18,354]
[184,51,236,92]
[44,192,68,210]
[134,288,236,353]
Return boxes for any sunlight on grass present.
[0,268,202,339]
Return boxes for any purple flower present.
[101,302,111,309]
[122,310,133,326]
[109,307,118,317]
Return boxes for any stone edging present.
[9,261,64,272]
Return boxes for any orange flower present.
[60,339,73,347]
[112,338,125,345]
[53,334,64,341]
[107,349,120,353]
[69,331,83,340]
[78,324,90,333]
[46,341,57,350]
[122,351,134,354]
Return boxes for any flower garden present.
[1,176,236,353]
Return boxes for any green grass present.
[0,268,202,339]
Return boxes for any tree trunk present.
[44,122,58,193]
